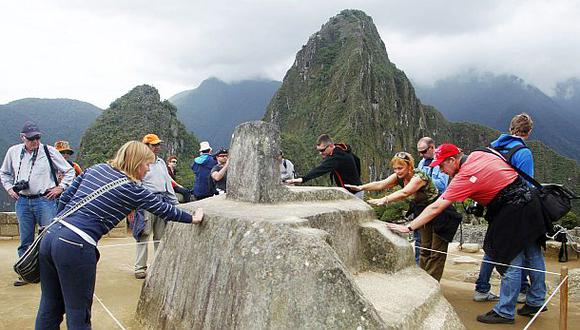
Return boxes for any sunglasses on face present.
[418,146,432,154]
[316,145,329,153]
[170,160,177,164]
[25,135,41,141]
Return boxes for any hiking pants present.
[135,210,166,272]
[419,222,448,281]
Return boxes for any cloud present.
[0,0,579,107]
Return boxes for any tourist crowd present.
[0,113,554,327]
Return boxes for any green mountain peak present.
[78,85,197,166]
[264,9,579,216]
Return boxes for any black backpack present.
[477,147,578,225]
[491,144,528,164]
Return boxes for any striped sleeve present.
[58,171,85,212]
[129,184,192,223]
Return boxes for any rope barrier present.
[414,240,571,328]
[414,245,561,275]
[76,233,577,328]
[93,293,126,330]
[91,239,161,328]
[522,275,568,330]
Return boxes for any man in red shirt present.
[388,144,547,324]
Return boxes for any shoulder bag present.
[14,177,130,283]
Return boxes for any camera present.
[465,201,485,217]
[12,180,30,193]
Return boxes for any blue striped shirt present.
[57,163,192,242]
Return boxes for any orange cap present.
[142,134,163,145]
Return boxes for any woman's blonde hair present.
[390,152,415,171]
[509,113,533,136]
[108,141,155,181]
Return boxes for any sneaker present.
[477,310,515,324]
[13,278,28,286]
[134,271,146,279]
[473,291,500,302]
[517,303,547,317]
[517,292,527,304]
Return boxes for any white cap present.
[199,141,211,152]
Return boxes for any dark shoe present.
[13,278,28,286]
[517,303,547,316]
[477,310,514,324]
[134,271,146,279]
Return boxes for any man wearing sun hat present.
[54,140,82,177]
[134,133,179,279]
[0,121,74,286]
[387,143,547,324]
[191,141,217,200]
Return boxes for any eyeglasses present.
[316,145,329,153]
[418,148,429,154]
[395,152,411,160]
[25,135,41,141]
[170,160,177,164]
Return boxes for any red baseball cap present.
[430,143,461,167]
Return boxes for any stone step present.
[353,268,464,329]
[359,221,415,273]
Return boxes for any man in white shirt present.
[134,133,178,279]
[0,121,74,286]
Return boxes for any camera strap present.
[43,144,59,186]
[15,147,38,184]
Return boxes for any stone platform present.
[136,188,463,329]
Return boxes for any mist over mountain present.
[170,78,281,148]
[553,77,580,122]
[264,9,579,215]
[415,72,580,161]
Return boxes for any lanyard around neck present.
[15,147,38,183]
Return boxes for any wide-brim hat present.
[54,140,74,154]
[199,141,211,152]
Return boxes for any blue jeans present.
[475,253,531,293]
[15,196,57,257]
[493,243,546,319]
[414,230,421,265]
[36,224,98,330]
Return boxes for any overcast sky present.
[1,0,579,108]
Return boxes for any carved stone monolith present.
[136,121,464,329]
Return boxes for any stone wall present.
[0,212,18,239]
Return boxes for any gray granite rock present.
[135,121,464,329]
[226,121,288,203]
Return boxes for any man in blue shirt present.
[417,137,449,193]
[192,141,218,200]
[414,137,449,264]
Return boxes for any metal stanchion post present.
[560,266,568,330]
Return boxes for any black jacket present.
[483,177,547,265]
[302,145,362,193]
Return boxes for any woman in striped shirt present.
[35,141,203,330]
